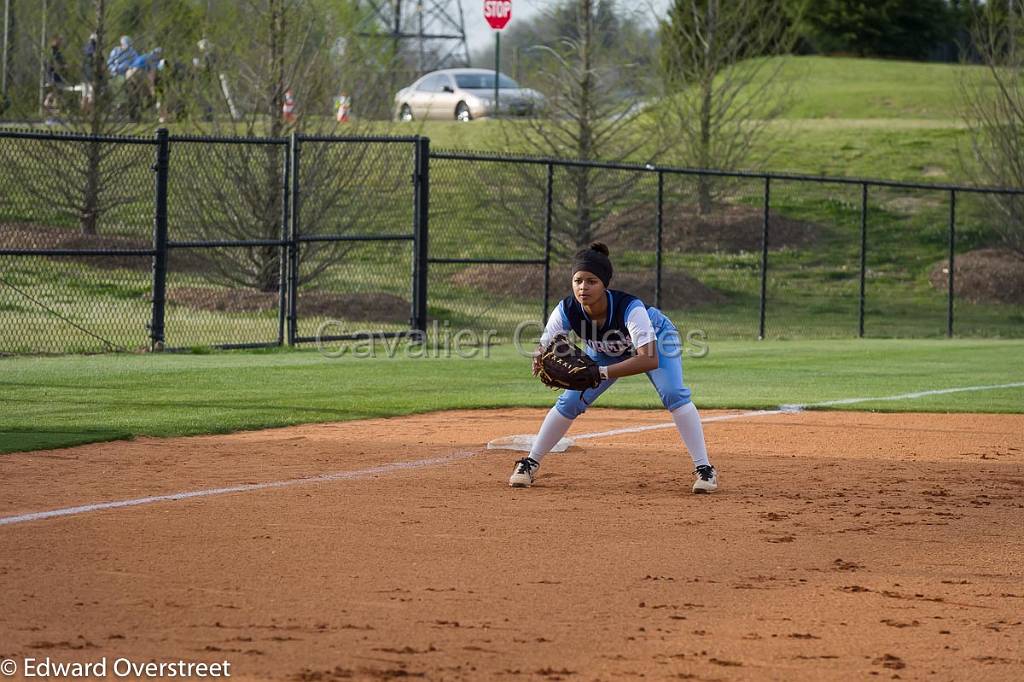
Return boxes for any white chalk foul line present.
[572,409,791,441]
[3,381,1020,528]
[561,381,1024,443]
[0,450,478,528]
[802,381,1024,408]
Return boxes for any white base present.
[487,435,574,453]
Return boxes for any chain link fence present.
[292,137,419,344]
[165,136,290,349]
[2,129,1022,354]
[428,153,549,337]
[430,151,1024,343]
[0,131,156,352]
[0,129,423,354]
[764,179,862,339]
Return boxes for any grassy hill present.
[777,56,974,120]
[395,56,985,183]
[5,56,989,182]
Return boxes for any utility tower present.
[356,0,470,76]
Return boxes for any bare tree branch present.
[658,0,798,214]
[491,0,674,256]
[961,4,1024,257]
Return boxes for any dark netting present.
[162,246,285,349]
[952,191,1024,338]
[658,172,765,341]
[425,260,546,343]
[0,254,153,353]
[297,140,414,238]
[4,131,1024,354]
[864,185,950,338]
[764,180,861,339]
[294,140,417,340]
[428,155,548,336]
[430,155,545,259]
[589,166,659,305]
[0,133,156,353]
[294,240,413,339]
[165,138,289,348]
[0,134,155,241]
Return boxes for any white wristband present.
[599,365,609,381]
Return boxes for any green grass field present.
[1,339,1022,454]
[1,56,1022,452]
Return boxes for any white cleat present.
[509,457,540,488]
[692,464,718,494]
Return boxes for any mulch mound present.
[165,286,410,322]
[0,223,212,272]
[604,202,818,253]
[1,223,153,270]
[928,248,1024,304]
[449,264,727,309]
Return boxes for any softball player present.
[510,242,718,493]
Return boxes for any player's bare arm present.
[604,341,657,378]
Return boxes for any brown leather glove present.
[535,334,601,391]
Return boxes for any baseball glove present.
[534,334,602,391]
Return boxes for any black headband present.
[572,248,613,287]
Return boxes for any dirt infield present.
[1,408,1022,681]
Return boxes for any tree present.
[496,0,669,254]
[476,0,654,90]
[0,0,201,235]
[329,0,403,120]
[797,0,955,59]
[174,0,409,292]
[658,0,799,213]
[961,2,1024,257]
[2,0,134,235]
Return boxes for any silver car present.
[394,68,542,122]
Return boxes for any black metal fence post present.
[149,128,170,351]
[758,176,770,340]
[655,171,664,309]
[412,136,430,336]
[947,189,956,338]
[542,162,554,323]
[277,141,290,346]
[859,183,868,338]
[287,132,300,346]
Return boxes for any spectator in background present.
[47,35,67,88]
[154,57,172,123]
[128,47,162,119]
[83,33,97,80]
[153,57,191,123]
[43,87,61,124]
[80,33,99,111]
[191,38,217,121]
[127,47,161,76]
[107,35,139,78]
[43,35,67,124]
[81,33,98,111]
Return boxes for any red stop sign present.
[483,0,512,30]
